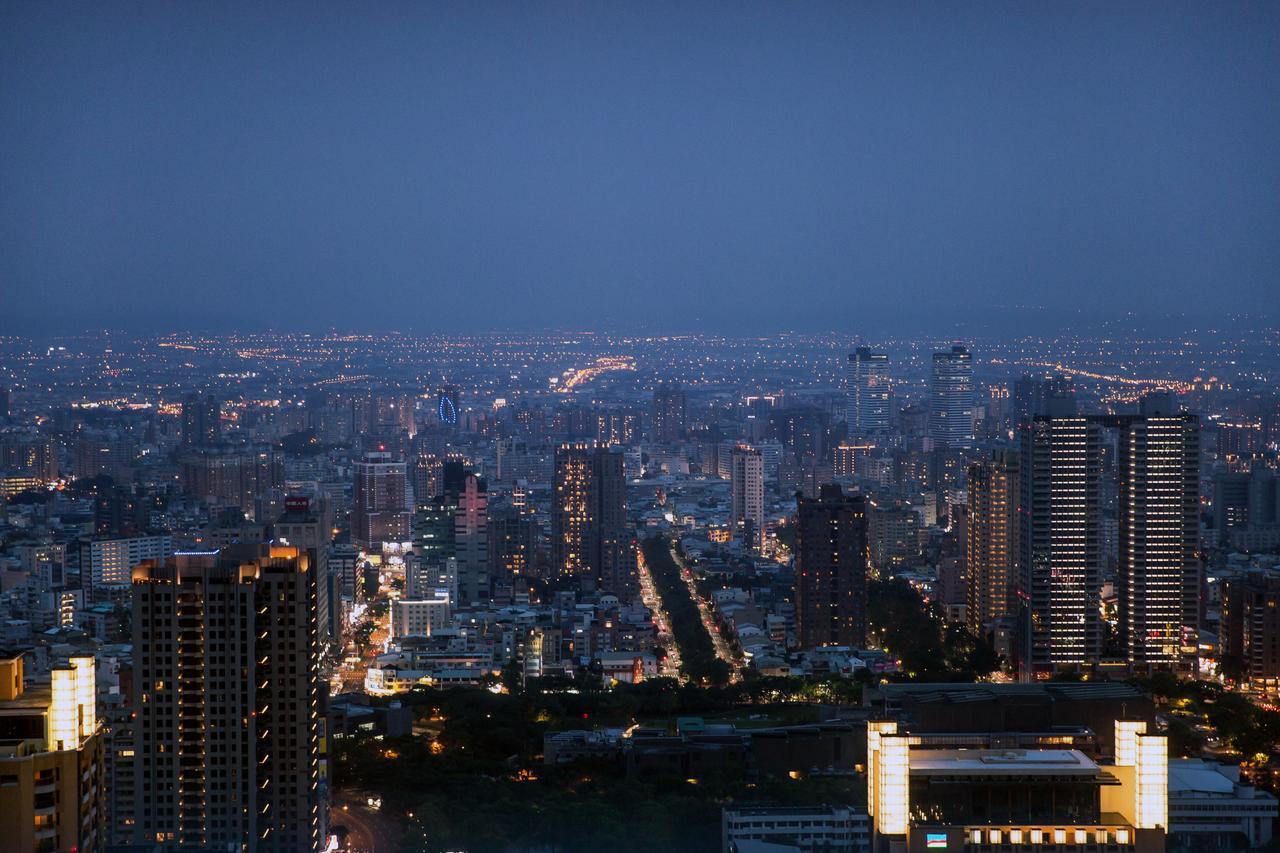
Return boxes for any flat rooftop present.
[910,748,1101,777]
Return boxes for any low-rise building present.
[723,805,870,853]
[1168,758,1278,850]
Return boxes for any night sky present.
[3,2,1278,334]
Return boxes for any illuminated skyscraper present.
[651,382,687,443]
[351,450,411,549]
[846,347,891,433]
[966,449,1016,638]
[1016,413,1104,678]
[130,546,326,852]
[729,444,764,549]
[1113,395,1200,670]
[929,345,975,447]
[552,443,635,597]
[795,484,868,649]
[1015,393,1200,677]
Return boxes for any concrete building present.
[79,534,171,600]
[130,546,326,852]
[730,444,765,550]
[1168,758,1277,851]
[351,450,411,550]
[867,719,1167,852]
[966,450,1015,638]
[552,443,636,598]
[724,805,870,852]
[390,594,452,640]
[795,485,868,650]
[0,653,105,853]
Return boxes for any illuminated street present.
[669,543,743,680]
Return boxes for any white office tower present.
[929,345,975,447]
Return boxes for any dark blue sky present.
[2,2,1278,334]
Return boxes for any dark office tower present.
[130,546,326,852]
[436,385,461,427]
[1115,395,1200,671]
[768,407,832,463]
[846,347,891,433]
[929,345,975,447]
[794,484,868,649]
[552,443,635,597]
[0,386,9,417]
[652,382,687,443]
[1011,373,1077,429]
[351,451,411,549]
[1016,413,1105,679]
[454,472,489,605]
[966,449,1017,639]
[180,393,221,447]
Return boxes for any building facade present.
[795,484,868,650]
[847,347,891,434]
[928,345,975,448]
[130,546,326,852]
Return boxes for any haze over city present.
[4,2,1279,333]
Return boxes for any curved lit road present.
[332,793,402,852]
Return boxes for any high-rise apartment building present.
[1221,571,1280,690]
[179,443,283,519]
[130,546,326,852]
[794,484,868,649]
[453,472,489,605]
[180,393,221,447]
[351,451,410,549]
[1016,414,1105,678]
[0,654,105,853]
[729,444,765,549]
[596,408,642,447]
[846,347,891,433]
[488,505,539,583]
[79,534,172,600]
[1015,394,1201,677]
[966,449,1016,638]
[929,345,975,447]
[552,443,635,597]
[1112,396,1200,670]
[651,382,687,443]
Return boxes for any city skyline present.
[6,4,1280,851]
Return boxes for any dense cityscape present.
[0,325,1279,851]
[6,1,1280,851]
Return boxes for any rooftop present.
[909,748,1101,777]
